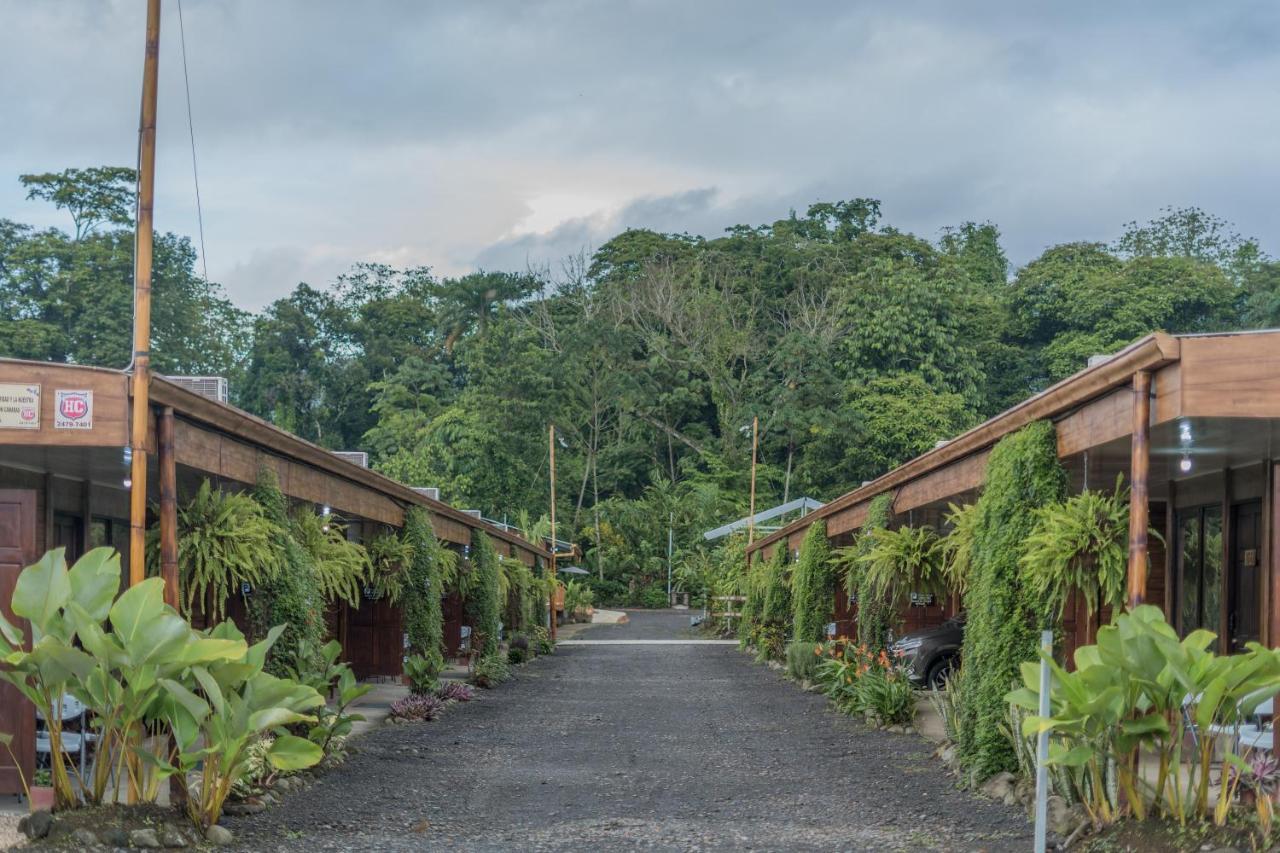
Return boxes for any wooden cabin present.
[0,359,549,795]
[749,330,1280,669]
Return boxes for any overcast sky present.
[2,1,1277,310]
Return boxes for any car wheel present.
[925,656,956,690]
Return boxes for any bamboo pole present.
[747,416,759,545]
[128,0,161,588]
[1126,370,1152,608]
[549,424,557,641]
[158,406,178,608]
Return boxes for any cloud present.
[2,0,1279,306]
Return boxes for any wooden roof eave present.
[747,332,1180,556]
[146,376,551,560]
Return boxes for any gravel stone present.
[129,826,162,848]
[206,824,235,846]
[229,610,1032,851]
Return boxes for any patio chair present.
[34,695,94,777]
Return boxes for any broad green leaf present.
[67,547,120,623]
[266,734,323,771]
[159,677,211,724]
[12,548,70,638]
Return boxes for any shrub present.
[438,681,475,703]
[791,520,833,644]
[957,420,1066,782]
[466,532,503,656]
[249,468,326,678]
[508,645,528,665]
[852,494,895,654]
[856,665,916,727]
[404,651,444,695]
[784,640,820,682]
[286,639,372,756]
[532,625,554,655]
[390,693,446,721]
[639,582,670,609]
[471,652,511,688]
[564,579,594,621]
[402,507,454,661]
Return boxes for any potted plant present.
[29,767,54,811]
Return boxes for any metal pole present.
[549,424,557,640]
[1033,629,1053,853]
[129,0,161,588]
[747,416,759,545]
[666,512,674,603]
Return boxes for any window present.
[1177,505,1222,634]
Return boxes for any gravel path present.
[229,611,1031,851]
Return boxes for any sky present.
[2,1,1278,310]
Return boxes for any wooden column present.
[158,406,179,608]
[128,0,161,587]
[1127,370,1152,609]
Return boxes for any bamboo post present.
[158,406,178,608]
[549,424,557,641]
[1126,370,1152,608]
[128,0,161,588]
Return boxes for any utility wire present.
[177,0,209,282]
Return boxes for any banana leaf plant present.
[0,548,114,809]
[1008,605,1280,828]
[151,622,325,829]
[70,574,245,804]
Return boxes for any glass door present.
[1177,505,1222,636]
[1229,501,1263,650]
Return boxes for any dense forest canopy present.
[4,166,1279,603]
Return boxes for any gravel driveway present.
[229,611,1031,851]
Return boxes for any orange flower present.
[845,675,852,685]
[814,645,823,657]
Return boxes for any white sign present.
[0,383,40,429]
[54,390,93,430]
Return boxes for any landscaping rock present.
[1046,796,1074,837]
[71,827,100,848]
[979,771,1017,801]
[222,800,267,815]
[19,809,53,839]
[205,824,234,846]
[1014,776,1035,805]
[159,824,189,847]
[102,826,131,846]
[129,827,162,848]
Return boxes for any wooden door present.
[344,597,404,680]
[0,490,36,796]
[1230,501,1263,651]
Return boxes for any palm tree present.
[435,271,539,352]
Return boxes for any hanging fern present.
[292,509,373,607]
[1019,475,1131,626]
[832,493,895,653]
[939,501,977,599]
[147,480,282,621]
[368,530,413,604]
[859,524,948,608]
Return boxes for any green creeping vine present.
[955,419,1066,782]
[846,493,894,654]
[790,520,833,644]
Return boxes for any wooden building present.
[0,359,549,794]
[747,330,1280,662]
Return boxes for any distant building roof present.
[702,497,825,541]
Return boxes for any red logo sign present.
[59,394,89,420]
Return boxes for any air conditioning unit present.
[165,376,228,403]
[461,509,482,519]
[333,451,369,468]
[1087,353,1113,368]
[412,487,441,501]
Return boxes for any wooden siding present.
[0,362,128,447]
[1178,334,1280,419]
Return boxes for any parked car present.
[890,613,965,689]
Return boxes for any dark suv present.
[890,613,965,689]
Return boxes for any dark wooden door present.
[1230,500,1263,651]
[0,489,36,796]
[344,597,404,680]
